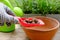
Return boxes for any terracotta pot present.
[22,16,59,40]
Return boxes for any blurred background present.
[9,0,60,15]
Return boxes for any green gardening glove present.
[0,3,18,26]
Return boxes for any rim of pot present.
[23,16,60,32]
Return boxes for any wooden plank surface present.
[0,14,60,40]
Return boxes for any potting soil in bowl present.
[18,17,45,27]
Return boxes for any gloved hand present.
[0,3,18,26]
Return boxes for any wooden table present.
[0,24,60,40]
[0,14,60,40]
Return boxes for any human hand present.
[0,3,18,26]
